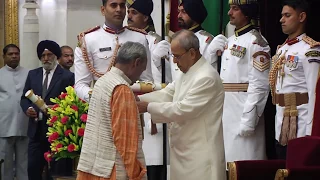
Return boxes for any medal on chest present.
[285,55,299,70]
[230,44,246,58]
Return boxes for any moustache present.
[178,18,184,22]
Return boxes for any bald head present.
[171,29,200,51]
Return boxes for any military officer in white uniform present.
[221,0,271,162]
[127,0,172,84]
[74,0,153,101]
[269,0,320,159]
[126,0,171,179]
[168,0,226,80]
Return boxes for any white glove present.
[152,40,171,60]
[208,34,228,55]
[238,123,255,137]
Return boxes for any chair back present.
[286,136,320,168]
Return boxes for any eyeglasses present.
[170,49,190,60]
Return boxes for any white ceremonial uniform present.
[220,24,271,162]
[195,30,217,68]
[225,21,236,38]
[142,30,172,168]
[0,65,29,180]
[74,24,153,101]
[139,57,226,180]
[270,34,320,143]
[146,31,172,84]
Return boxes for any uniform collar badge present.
[103,26,125,34]
[285,38,300,46]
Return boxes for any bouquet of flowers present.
[44,86,89,162]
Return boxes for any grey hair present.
[172,29,200,50]
[116,41,147,64]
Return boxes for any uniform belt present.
[223,83,249,92]
[275,93,309,107]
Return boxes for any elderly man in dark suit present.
[20,40,74,180]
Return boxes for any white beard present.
[43,59,57,70]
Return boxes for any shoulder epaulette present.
[251,29,268,47]
[148,31,162,44]
[77,25,100,47]
[198,30,214,43]
[126,26,147,35]
[303,36,320,48]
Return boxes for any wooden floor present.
[53,176,76,180]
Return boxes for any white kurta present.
[220,29,270,162]
[0,65,29,180]
[74,24,153,101]
[274,34,320,139]
[139,57,226,180]
[0,65,29,137]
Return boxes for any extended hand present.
[152,40,170,60]
[239,123,255,137]
[151,121,158,135]
[208,34,228,55]
[26,107,37,118]
[136,101,149,114]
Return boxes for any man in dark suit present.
[20,40,74,180]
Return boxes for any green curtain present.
[202,0,229,36]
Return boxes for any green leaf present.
[71,124,76,135]
[79,137,83,148]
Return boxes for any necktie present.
[42,70,50,98]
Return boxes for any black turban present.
[37,40,61,60]
[229,0,259,19]
[130,0,153,16]
[180,0,208,24]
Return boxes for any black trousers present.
[28,137,51,180]
[275,140,287,160]
[147,165,166,180]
